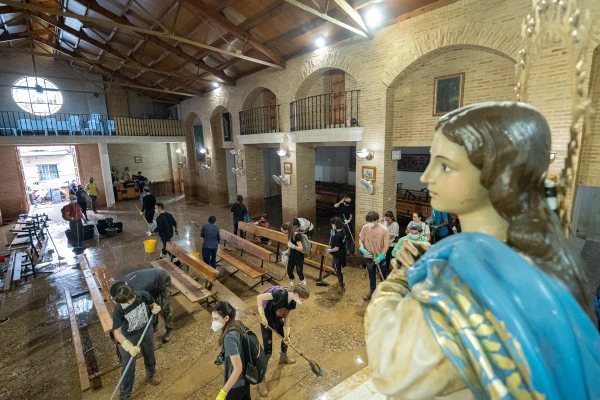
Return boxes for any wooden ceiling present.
[0,0,449,104]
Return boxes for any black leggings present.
[227,383,251,400]
[287,253,304,281]
[332,257,344,287]
[385,246,394,270]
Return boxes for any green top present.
[391,234,429,258]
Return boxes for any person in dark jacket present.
[141,188,157,224]
[76,184,89,221]
[230,195,248,237]
[154,203,178,257]
[201,216,220,270]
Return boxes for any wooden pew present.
[78,255,113,333]
[1,250,16,292]
[219,229,276,264]
[91,264,116,314]
[166,242,218,284]
[150,259,217,308]
[64,288,91,392]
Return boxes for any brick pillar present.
[0,146,27,220]
[281,143,316,225]
[237,146,264,217]
[76,144,107,207]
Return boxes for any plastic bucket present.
[191,251,200,258]
[144,239,157,253]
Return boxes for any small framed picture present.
[283,162,293,175]
[433,73,465,116]
[134,156,142,163]
[206,157,212,166]
[362,165,376,182]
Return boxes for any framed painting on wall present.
[284,162,293,175]
[194,125,205,162]
[222,112,232,142]
[134,156,142,163]
[397,154,430,172]
[433,73,464,116]
[362,165,376,182]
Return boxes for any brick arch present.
[290,51,365,99]
[237,76,285,110]
[382,22,519,89]
[240,87,278,110]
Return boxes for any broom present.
[249,310,323,377]
[135,206,153,236]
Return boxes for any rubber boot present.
[257,380,268,397]
[279,353,296,365]
[162,329,172,343]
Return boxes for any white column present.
[98,143,115,208]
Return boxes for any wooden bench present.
[64,288,91,392]
[150,259,217,308]
[91,264,116,314]
[1,250,16,292]
[166,242,218,285]
[78,255,113,333]
[220,229,276,264]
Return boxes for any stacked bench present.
[1,250,34,292]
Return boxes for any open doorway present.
[263,148,282,228]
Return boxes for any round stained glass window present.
[12,77,63,116]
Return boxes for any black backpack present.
[235,326,267,385]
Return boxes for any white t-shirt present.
[406,221,430,236]
[297,218,314,232]
[382,220,400,247]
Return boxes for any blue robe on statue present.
[407,232,600,400]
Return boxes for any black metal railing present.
[239,105,281,135]
[0,111,184,137]
[290,90,360,132]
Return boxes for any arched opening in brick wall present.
[209,106,237,205]
[183,112,208,202]
[293,68,359,131]
[240,87,280,135]
[387,45,516,229]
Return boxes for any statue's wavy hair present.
[436,101,592,318]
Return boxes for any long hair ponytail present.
[213,301,246,345]
[437,102,592,318]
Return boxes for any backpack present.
[233,326,267,385]
[61,204,73,221]
[299,233,312,256]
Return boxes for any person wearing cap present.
[63,195,85,248]
[391,221,429,258]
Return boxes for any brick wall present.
[393,48,515,146]
[577,46,600,187]
[76,144,106,207]
[107,143,175,182]
[0,146,27,220]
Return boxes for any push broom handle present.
[109,314,154,400]
[248,310,310,362]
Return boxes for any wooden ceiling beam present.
[183,0,285,68]
[282,0,368,37]
[333,0,369,34]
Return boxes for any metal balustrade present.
[239,105,281,135]
[0,111,184,137]
[290,90,360,132]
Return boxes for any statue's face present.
[421,130,491,216]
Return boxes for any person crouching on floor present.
[255,284,310,397]
[328,217,346,292]
[111,285,161,400]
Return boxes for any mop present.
[109,315,154,400]
[135,206,154,236]
[249,310,323,377]
[45,228,65,262]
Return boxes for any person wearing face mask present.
[328,217,346,292]
[391,221,429,258]
[212,301,252,400]
[381,211,400,269]
[334,194,355,255]
[85,177,99,213]
[154,203,178,258]
[141,187,156,224]
[255,284,310,397]
[110,284,162,399]
[285,218,306,287]
[359,211,390,301]
[62,195,85,248]
[405,211,431,242]
[76,184,89,222]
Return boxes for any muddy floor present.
[0,195,373,400]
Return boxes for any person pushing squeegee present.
[135,205,154,236]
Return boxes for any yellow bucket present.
[144,239,157,253]
[191,251,200,258]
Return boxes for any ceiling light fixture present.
[212,82,220,88]
[365,8,382,28]
[356,148,374,160]
[315,36,326,48]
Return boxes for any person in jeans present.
[201,216,220,270]
[111,285,161,400]
[76,184,89,222]
[110,268,174,343]
[358,211,389,301]
[212,301,252,400]
[327,217,346,292]
[63,195,85,248]
[286,218,306,287]
[230,195,248,237]
[85,177,99,213]
[154,203,178,256]
[256,284,310,396]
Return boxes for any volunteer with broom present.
[111,284,162,400]
[141,187,156,225]
[358,211,389,302]
[255,284,310,397]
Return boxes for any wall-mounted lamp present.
[175,148,182,154]
[277,148,291,158]
[230,149,242,155]
[231,168,243,176]
[356,148,374,160]
[201,164,211,170]
[549,151,557,164]
[200,148,210,155]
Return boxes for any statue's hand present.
[395,240,431,269]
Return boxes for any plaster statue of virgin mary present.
[364,102,600,400]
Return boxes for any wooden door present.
[329,70,345,126]
[264,91,277,132]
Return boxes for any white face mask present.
[121,301,133,309]
[410,233,420,240]
[295,298,302,305]
[212,320,224,332]
[366,223,375,229]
